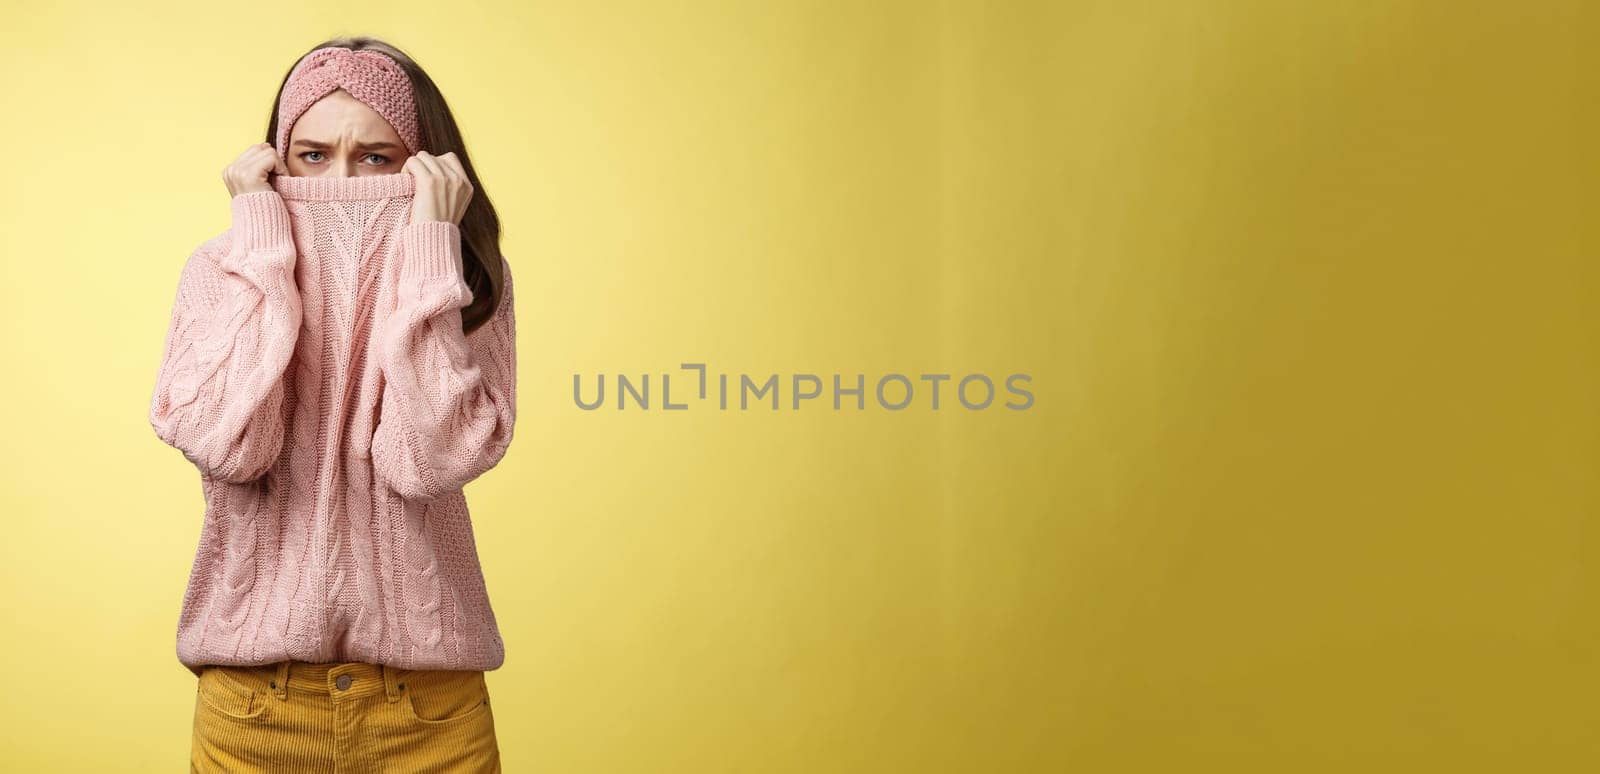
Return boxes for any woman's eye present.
[363,153,389,165]
[301,151,324,163]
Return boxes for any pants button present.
[336,674,352,690]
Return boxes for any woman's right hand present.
[223,143,289,197]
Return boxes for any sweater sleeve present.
[371,220,517,503]
[148,191,302,484]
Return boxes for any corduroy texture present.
[191,660,499,771]
[274,47,422,161]
[150,172,517,676]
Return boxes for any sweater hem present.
[177,636,507,675]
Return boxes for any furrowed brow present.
[289,139,403,152]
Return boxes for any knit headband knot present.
[274,47,422,161]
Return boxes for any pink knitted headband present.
[274,47,422,161]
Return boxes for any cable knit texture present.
[149,172,515,677]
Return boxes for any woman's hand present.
[405,151,473,225]
[223,143,288,197]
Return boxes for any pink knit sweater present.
[149,172,516,676]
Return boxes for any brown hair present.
[265,36,505,335]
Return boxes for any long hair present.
[264,36,505,335]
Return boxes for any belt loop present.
[272,661,290,700]
[382,664,403,703]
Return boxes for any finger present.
[272,153,289,176]
[415,152,445,178]
[253,148,279,174]
[439,152,467,179]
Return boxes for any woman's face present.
[284,88,409,177]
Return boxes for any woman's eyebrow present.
[289,140,403,151]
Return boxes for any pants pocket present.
[400,669,491,725]
[196,666,272,722]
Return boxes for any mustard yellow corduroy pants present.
[191,659,500,772]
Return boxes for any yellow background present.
[1,0,1593,771]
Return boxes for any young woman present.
[149,36,516,771]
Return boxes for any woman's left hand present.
[405,151,473,225]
